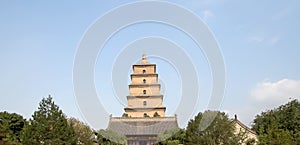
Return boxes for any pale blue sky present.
[1,0,300,129]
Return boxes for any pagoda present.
[107,54,178,145]
[124,54,166,117]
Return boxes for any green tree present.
[185,110,241,145]
[21,95,77,145]
[97,129,127,145]
[157,128,185,145]
[257,121,294,145]
[252,99,300,145]
[0,111,26,145]
[68,117,94,145]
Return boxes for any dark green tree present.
[97,129,127,145]
[0,111,26,144]
[252,99,300,145]
[185,110,241,145]
[157,128,185,145]
[257,121,294,145]
[21,95,77,144]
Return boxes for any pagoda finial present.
[142,54,146,60]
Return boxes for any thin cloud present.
[272,7,291,21]
[251,79,300,105]
[248,34,280,46]
[229,79,300,127]
[202,10,214,22]
[248,36,265,43]
[268,35,280,46]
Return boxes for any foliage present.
[257,121,294,145]
[97,129,127,145]
[122,113,128,118]
[252,99,300,145]
[245,138,256,145]
[21,95,77,145]
[143,113,150,117]
[185,110,242,145]
[0,111,26,145]
[68,117,94,145]
[153,112,160,117]
[157,128,185,145]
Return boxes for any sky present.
[1,0,300,130]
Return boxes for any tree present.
[185,110,241,145]
[68,117,94,145]
[257,121,294,145]
[97,129,127,145]
[252,99,300,145]
[157,128,185,145]
[0,111,26,144]
[21,95,77,144]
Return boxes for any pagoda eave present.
[127,95,163,99]
[129,83,160,87]
[124,107,166,111]
[133,64,156,66]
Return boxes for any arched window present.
[142,70,146,74]
[143,90,146,94]
[143,101,147,106]
[143,79,146,84]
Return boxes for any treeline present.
[0,95,299,145]
[0,95,125,145]
[157,99,300,145]
[157,111,255,145]
[252,99,300,144]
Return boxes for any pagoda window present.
[143,79,146,84]
[143,101,147,106]
[143,113,148,117]
[143,69,146,74]
[143,90,146,94]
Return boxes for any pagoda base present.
[106,116,178,145]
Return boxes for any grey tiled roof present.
[107,117,178,136]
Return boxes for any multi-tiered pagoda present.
[107,54,178,145]
[124,54,166,117]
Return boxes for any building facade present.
[232,115,258,145]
